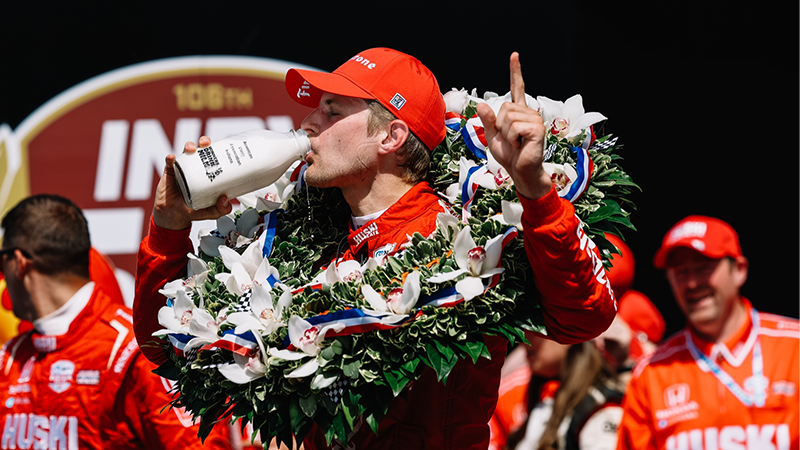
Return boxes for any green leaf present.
[298,394,318,417]
[342,359,361,379]
[383,369,412,397]
[462,340,490,364]
[399,358,420,376]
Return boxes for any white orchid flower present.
[426,226,505,301]
[269,316,345,378]
[158,253,210,301]
[443,87,481,113]
[542,162,579,197]
[437,213,460,242]
[182,308,225,353]
[361,271,421,324]
[537,95,607,144]
[329,258,378,284]
[153,289,225,355]
[238,162,302,212]
[218,351,268,384]
[227,285,292,335]
[199,208,263,257]
[217,329,272,384]
[154,289,196,335]
[307,257,379,287]
[214,234,273,296]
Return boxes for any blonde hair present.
[366,100,430,183]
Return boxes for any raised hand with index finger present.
[476,52,552,200]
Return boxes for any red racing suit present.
[134,182,616,450]
[0,283,233,450]
[616,299,799,450]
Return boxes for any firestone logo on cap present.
[666,221,708,244]
[349,54,377,69]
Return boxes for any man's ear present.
[378,120,410,156]
[14,249,31,278]
[732,255,749,289]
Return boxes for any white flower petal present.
[237,209,260,236]
[189,309,219,340]
[562,94,586,121]
[336,260,362,282]
[453,226,477,271]
[218,362,256,384]
[217,215,237,236]
[173,290,195,313]
[157,306,183,331]
[483,234,505,272]
[396,272,421,315]
[158,279,185,298]
[269,348,308,361]
[199,236,224,257]
[426,268,468,283]
[501,201,523,229]
[455,276,485,302]
[437,213,460,242]
[286,358,319,378]
[275,289,292,318]
[566,112,607,139]
[361,284,390,312]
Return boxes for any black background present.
[1,2,798,338]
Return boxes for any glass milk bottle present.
[172,129,310,209]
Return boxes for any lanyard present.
[685,308,767,407]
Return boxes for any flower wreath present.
[152,89,639,448]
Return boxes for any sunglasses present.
[0,248,31,259]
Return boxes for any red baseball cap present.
[653,215,743,269]
[285,47,446,151]
[618,290,666,360]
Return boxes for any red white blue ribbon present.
[200,329,260,357]
[461,164,490,221]
[261,209,280,258]
[561,146,594,203]
[167,333,192,357]
[446,111,488,160]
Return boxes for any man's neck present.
[29,272,93,319]
[692,298,747,344]
[341,175,416,217]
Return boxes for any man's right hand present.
[152,136,233,230]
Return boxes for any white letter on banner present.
[125,119,172,201]
[124,118,201,200]
[94,120,129,202]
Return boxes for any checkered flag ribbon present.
[589,136,618,151]
[228,289,253,314]
[543,142,557,161]
[323,379,349,404]
[185,346,198,363]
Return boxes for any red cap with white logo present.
[285,47,446,151]
[653,215,743,269]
